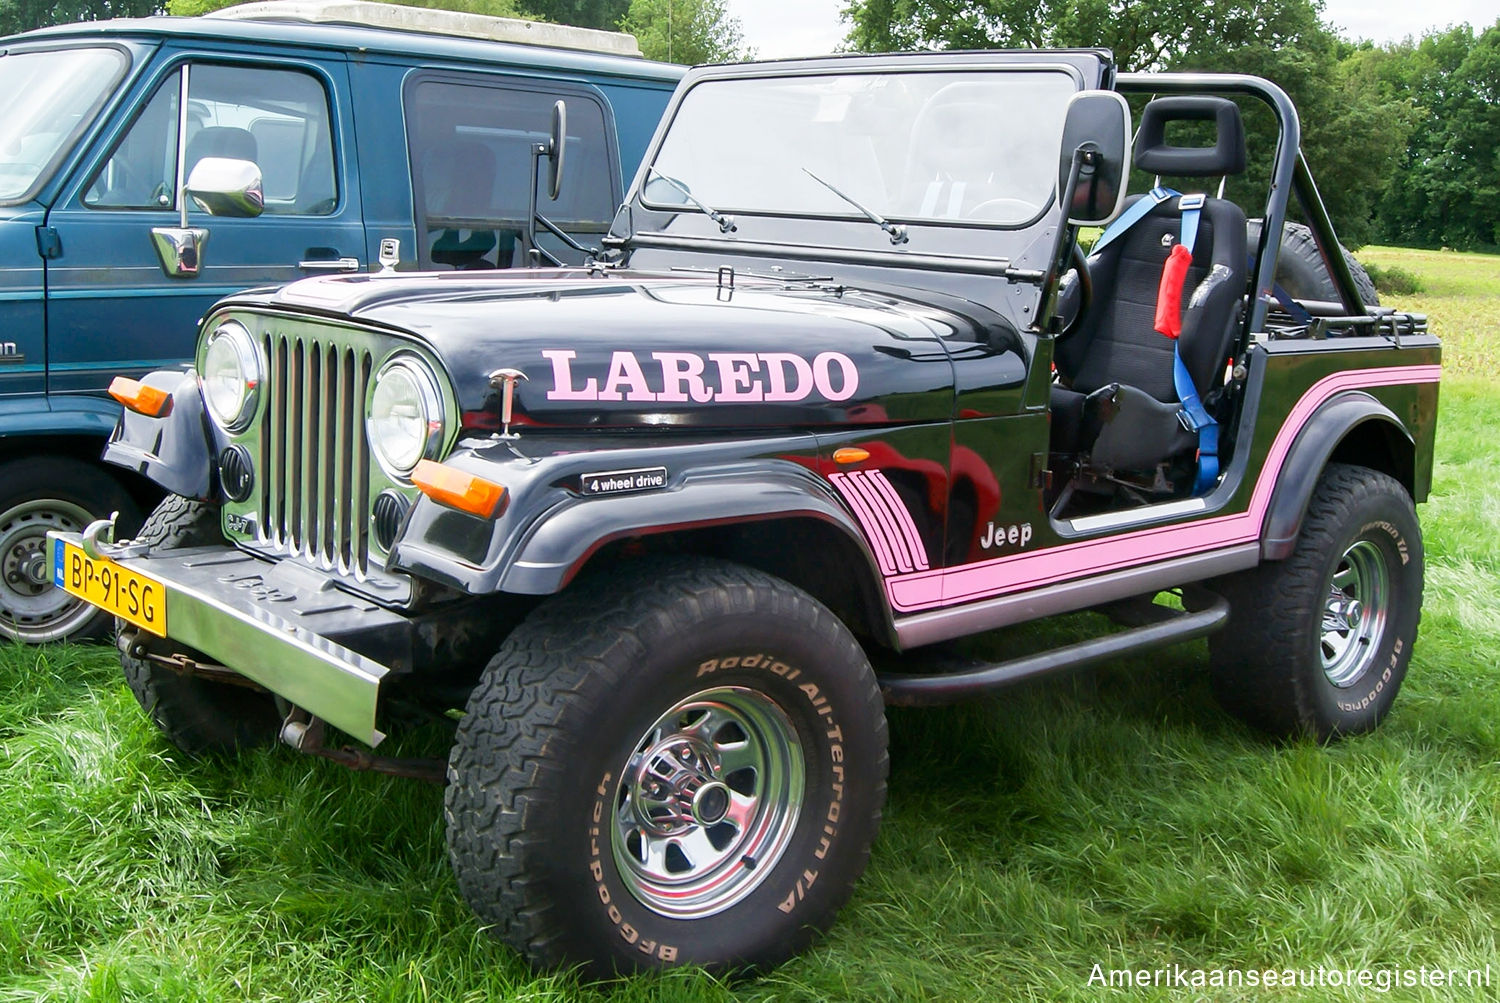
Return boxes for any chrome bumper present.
[47,532,405,746]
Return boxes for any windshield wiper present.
[801,167,908,245]
[646,167,736,233]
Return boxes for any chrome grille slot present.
[257,330,374,577]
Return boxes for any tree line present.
[4,0,1494,249]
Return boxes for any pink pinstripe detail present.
[846,470,916,573]
[886,364,1441,613]
[869,470,931,571]
[829,472,900,576]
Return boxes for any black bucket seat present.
[1050,96,1248,485]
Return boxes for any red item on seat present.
[1154,242,1193,339]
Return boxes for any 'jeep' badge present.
[581,466,668,496]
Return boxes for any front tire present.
[1209,464,1422,738]
[120,494,282,754]
[444,558,888,974]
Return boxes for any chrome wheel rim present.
[611,685,804,919]
[1321,539,1390,687]
[0,497,98,642]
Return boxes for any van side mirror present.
[186,157,264,218]
[1057,91,1131,227]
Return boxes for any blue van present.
[0,1,682,641]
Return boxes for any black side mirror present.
[525,100,595,266]
[1057,91,1131,226]
[547,100,566,201]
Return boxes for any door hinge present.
[1029,451,1051,490]
[35,226,62,259]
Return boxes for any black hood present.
[255,269,1021,430]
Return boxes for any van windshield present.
[0,47,128,203]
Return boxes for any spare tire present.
[1247,219,1379,306]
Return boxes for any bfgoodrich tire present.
[1209,464,1422,739]
[444,558,888,975]
[120,494,282,754]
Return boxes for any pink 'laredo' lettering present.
[541,349,860,403]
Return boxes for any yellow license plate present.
[53,541,166,637]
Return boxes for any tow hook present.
[279,708,446,784]
[81,511,150,561]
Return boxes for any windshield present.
[644,69,1079,229]
[0,48,128,203]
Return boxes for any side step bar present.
[878,591,1229,707]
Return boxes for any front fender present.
[390,443,886,605]
[102,369,216,500]
[1261,391,1414,560]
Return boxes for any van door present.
[42,53,364,394]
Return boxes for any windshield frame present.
[637,62,1086,235]
[0,43,132,207]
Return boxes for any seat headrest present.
[1134,96,1245,177]
[186,126,259,170]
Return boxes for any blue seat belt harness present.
[1090,188,1219,495]
[1089,186,1178,255]
[1166,194,1219,495]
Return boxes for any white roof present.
[207,1,643,58]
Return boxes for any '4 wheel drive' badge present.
[581,466,668,496]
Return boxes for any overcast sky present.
[722,0,1500,59]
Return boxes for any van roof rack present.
[207,0,643,58]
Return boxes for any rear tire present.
[444,557,888,975]
[120,494,282,755]
[0,457,142,643]
[1209,464,1422,739]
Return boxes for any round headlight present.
[367,356,445,477]
[201,321,261,431]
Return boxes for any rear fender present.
[101,369,216,500]
[1261,392,1414,560]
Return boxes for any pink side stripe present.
[829,472,899,576]
[846,471,916,573]
[886,364,1441,613]
[869,470,931,571]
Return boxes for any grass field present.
[2,249,1497,1001]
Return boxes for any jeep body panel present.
[76,50,1439,751]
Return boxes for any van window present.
[0,47,127,204]
[405,77,616,269]
[86,64,336,215]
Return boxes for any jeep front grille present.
[258,332,375,577]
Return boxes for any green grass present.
[2,249,1498,1001]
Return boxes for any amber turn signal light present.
[833,447,870,465]
[109,376,172,417]
[412,459,507,519]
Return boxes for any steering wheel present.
[1055,241,1093,338]
[967,196,1038,222]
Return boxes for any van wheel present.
[120,494,282,754]
[445,558,888,974]
[0,458,142,643]
[1209,464,1422,739]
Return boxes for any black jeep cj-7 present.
[53,49,1439,974]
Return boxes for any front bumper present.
[47,533,407,746]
